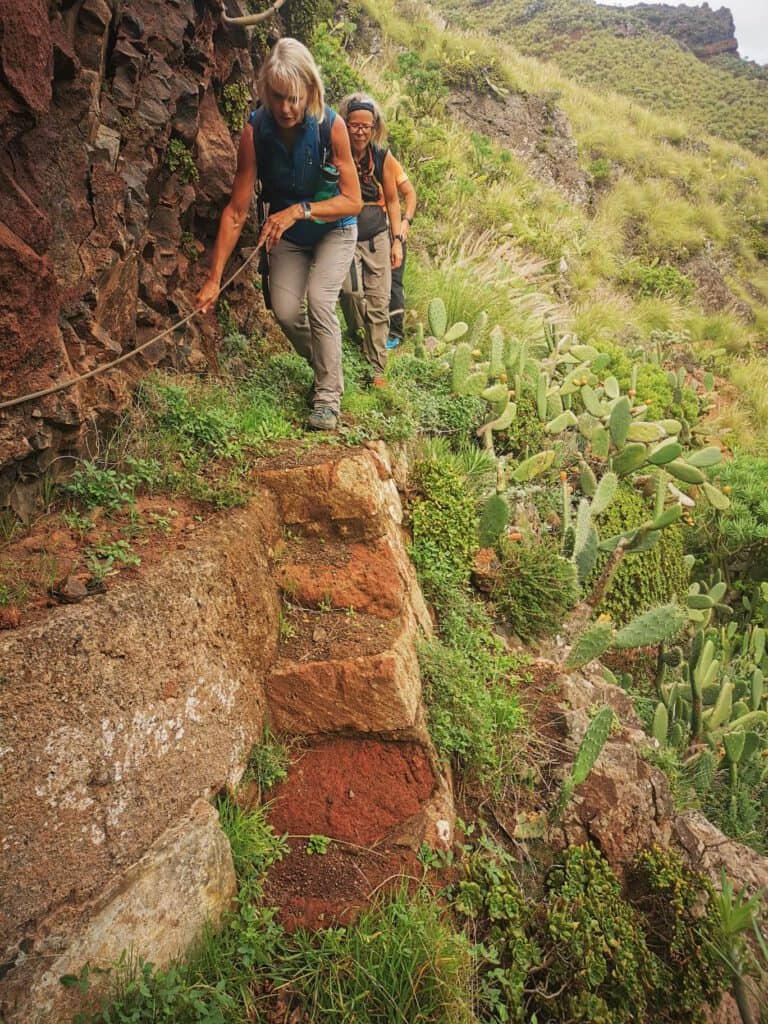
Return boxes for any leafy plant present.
[418,609,523,786]
[220,81,251,133]
[305,834,332,855]
[84,540,141,582]
[164,138,199,183]
[243,727,290,798]
[62,458,162,513]
[492,532,580,642]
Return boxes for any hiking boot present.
[307,405,339,431]
[385,335,401,350]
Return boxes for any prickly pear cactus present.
[613,603,687,649]
[565,619,614,668]
[428,297,448,339]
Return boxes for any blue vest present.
[249,104,355,246]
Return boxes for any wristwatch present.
[300,201,312,220]
[394,233,405,242]
[402,216,412,225]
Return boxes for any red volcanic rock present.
[0,1,53,117]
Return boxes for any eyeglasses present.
[348,123,374,133]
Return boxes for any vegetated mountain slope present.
[355,0,768,448]
[434,0,768,156]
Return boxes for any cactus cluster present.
[650,594,768,797]
[417,300,731,642]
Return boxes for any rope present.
[0,245,262,413]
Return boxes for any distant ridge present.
[436,0,768,153]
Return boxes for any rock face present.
[446,89,590,207]
[0,445,446,1021]
[0,497,280,1022]
[626,3,739,60]
[0,0,259,512]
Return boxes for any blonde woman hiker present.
[337,93,404,386]
[196,38,362,432]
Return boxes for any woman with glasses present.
[337,93,403,387]
[196,39,362,432]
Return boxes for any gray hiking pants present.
[340,231,392,376]
[269,224,357,414]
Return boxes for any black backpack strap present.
[372,144,388,186]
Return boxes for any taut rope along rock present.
[0,246,261,413]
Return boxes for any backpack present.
[249,104,334,207]
[355,145,389,243]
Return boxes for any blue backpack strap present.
[249,105,265,163]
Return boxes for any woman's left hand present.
[391,238,403,270]
[259,206,300,251]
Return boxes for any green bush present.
[629,845,727,1018]
[491,533,579,642]
[309,20,361,104]
[410,451,478,609]
[452,837,728,1024]
[164,138,199,183]
[494,388,545,459]
[539,844,667,1022]
[388,355,486,437]
[221,81,251,133]
[590,484,690,624]
[419,606,522,784]
[697,455,768,578]
[620,259,694,299]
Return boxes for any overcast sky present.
[600,0,768,65]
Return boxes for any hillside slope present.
[433,0,768,155]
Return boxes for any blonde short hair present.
[258,38,325,121]
[338,92,386,146]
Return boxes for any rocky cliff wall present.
[0,0,260,516]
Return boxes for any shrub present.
[453,838,728,1024]
[221,81,251,133]
[164,138,199,183]
[629,845,727,1019]
[309,20,361,105]
[538,843,667,1022]
[620,258,694,299]
[494,388,545,459]
[410,450,478,609]
[419,606,522,784]
[492,532,579,643]
[697,454,768,579]
[590,484,690,624]
[388,356,486,438]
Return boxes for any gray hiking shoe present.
[307,405,339,432]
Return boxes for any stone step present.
[255,445,401,542]
[262,736,452,929]
[268,605,424,737]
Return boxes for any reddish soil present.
[262,737,436,929]
[278,605,399,662]
[276,536,405,619]
[0,493,215,629]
